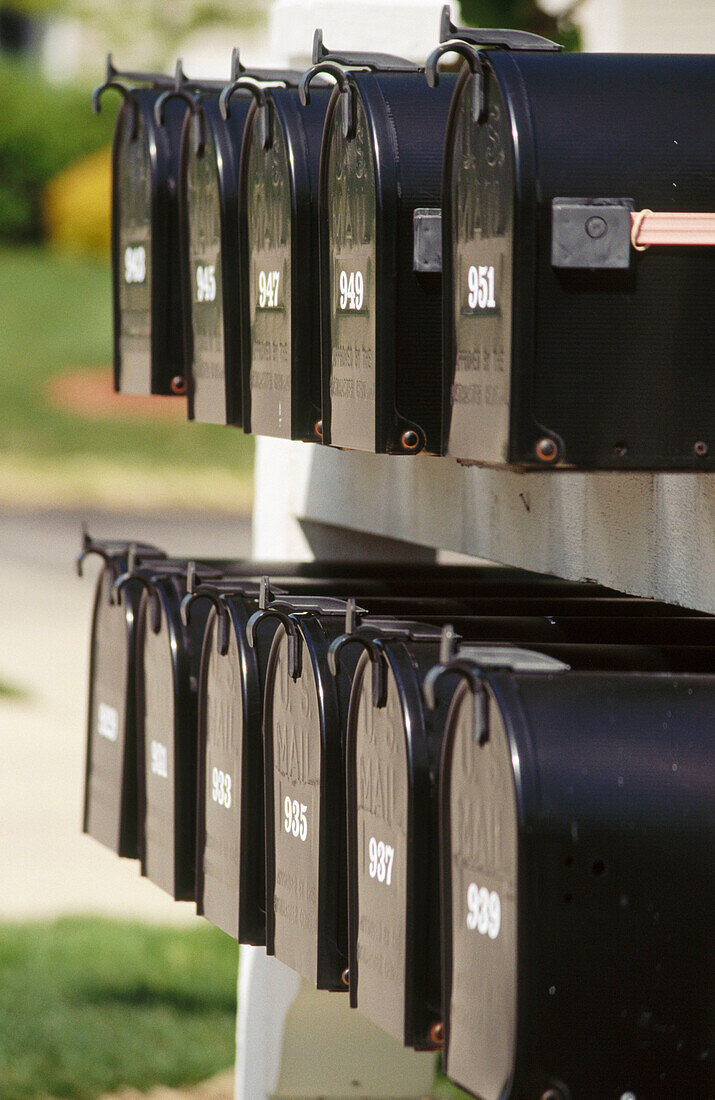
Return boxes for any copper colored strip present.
[631,210,715,250]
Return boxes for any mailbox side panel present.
[496,671,715,1099]
[502,52,715,469]
[380,73,455,456]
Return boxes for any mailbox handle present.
[423,659,489,744]
[327,633,389,708]
[180,587,233,655]
[425,41,486,121]
[91,80,140,139]
[300,60,358,139]
[246,608,302,680]
[438,4,562,51]
[220,77,273,148]
[154,85,207,155]
[112,572,163,634]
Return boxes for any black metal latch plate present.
[551,197,635,269]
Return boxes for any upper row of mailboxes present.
[94,5,715,470]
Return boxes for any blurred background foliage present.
[0,0,579,257]
[459,0,582,50]
[0,58,115,244]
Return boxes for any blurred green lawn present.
[0,917,238,1100]
[0,246,254,511]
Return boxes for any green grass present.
[0,918,238,1100]
[0,246,254,507]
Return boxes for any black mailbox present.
[163,54,302,426]
[428,6,715,469]
[187,578,282,943]
[93,58,188,396]
[300,32,456,454]
[79,535,165,858]
[430,648,713,1100]
[231,77,330,440]
[186,566,502,941]
[165,74,243,425]
[248,596,367,987]
[333,620,451,1049]
[117,559,222,899]
[332,604,713,1051]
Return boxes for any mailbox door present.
[84,566,136,856]
[322,83,380,451]
[241,90,328,441]
[182,101,248,426]
[138,583,199,900]
[265,625,324,982]
[114,96,154,395]
[184,116,226,423]
[350,654,410,1041]
[197,600,263,942]
[242,99,293,438]
[198,608,243,936]
[347,638,454,1048]
[264,617,353,988]
[443,64,518,465]
[442,680,519,1100]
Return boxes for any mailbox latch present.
[551,197,635,269]
[413,209,442,273]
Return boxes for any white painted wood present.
[270,0,445,67]
[580,0,715,52]
[235,949,435,1099]
[253,438,715,613]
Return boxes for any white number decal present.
[97,702,118,742]
[124,245,146,284]
[339,269,364,311]
[257,269,280,309]
[211,767,232,809]
[466,882,501,939]
[467,265,496,311]
[150,740,168,779]
[196,264,217,303]
[368,836,395,886]
[283,796,308,842]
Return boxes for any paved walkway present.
[0,506,250,923]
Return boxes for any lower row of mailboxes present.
[79,535,713,1100]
